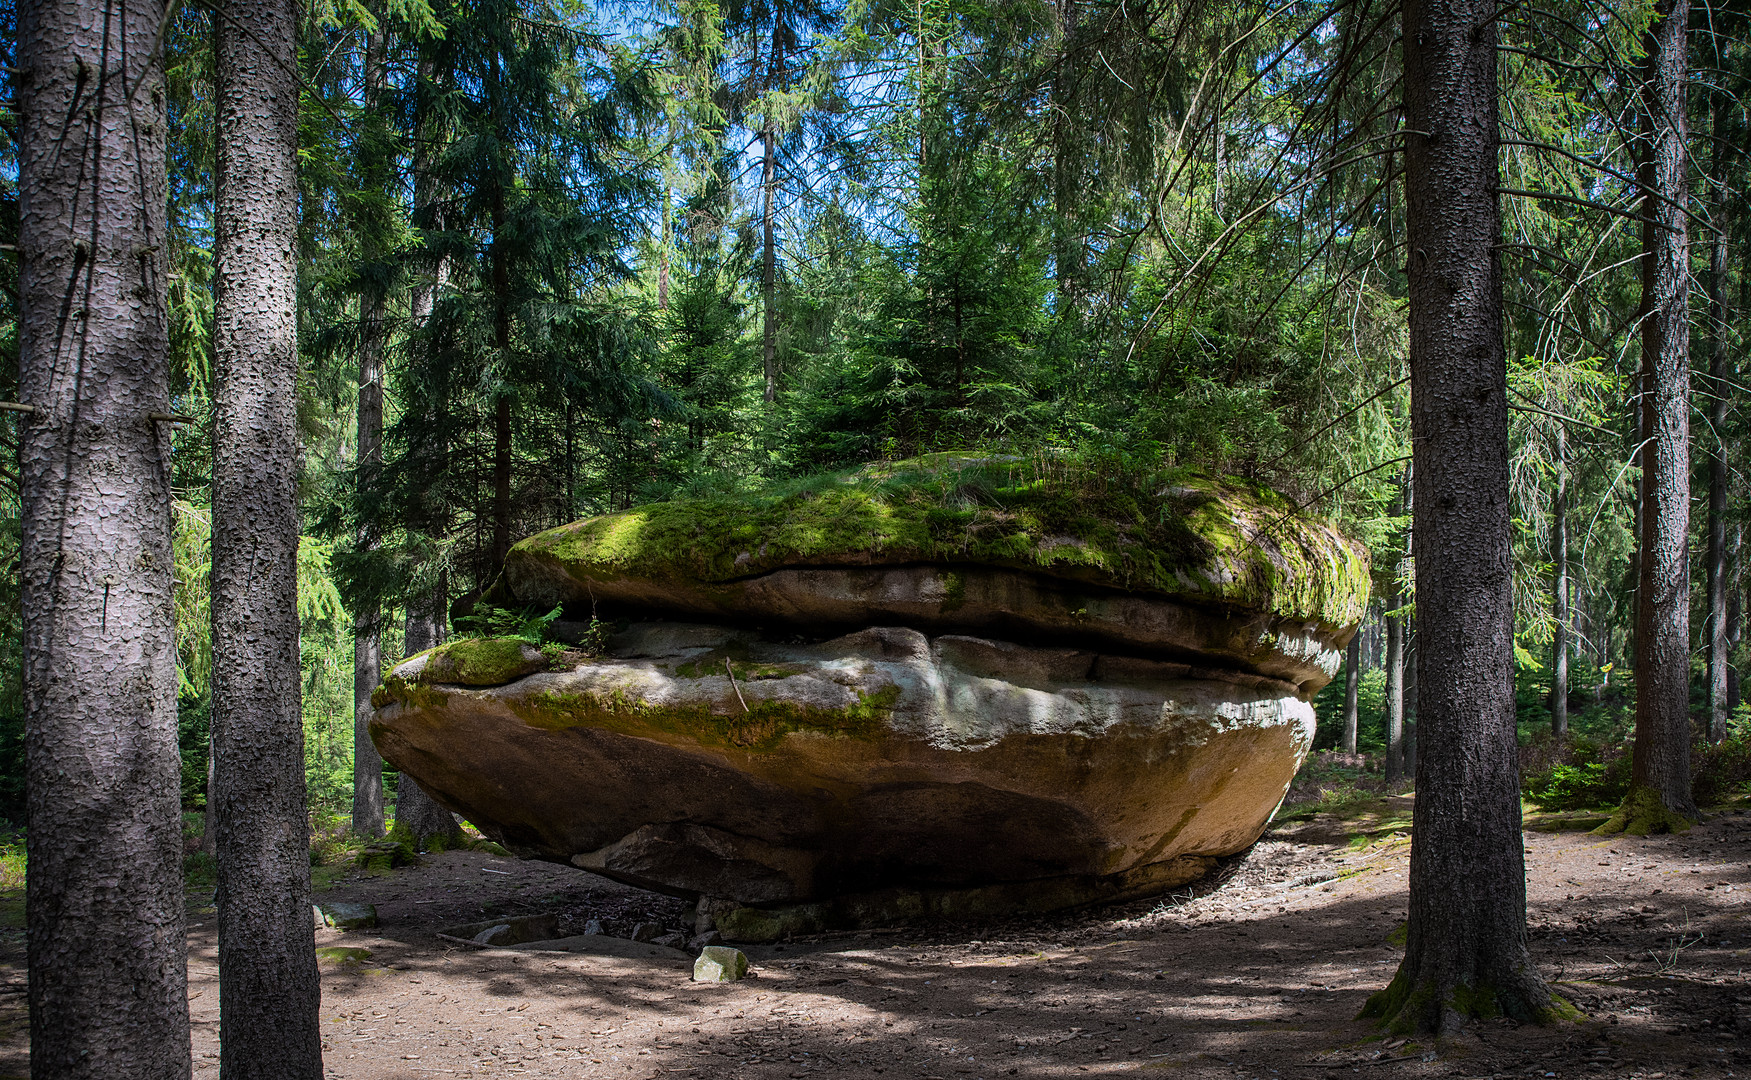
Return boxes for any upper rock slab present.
[503,453,1369,692]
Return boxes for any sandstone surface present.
[371,455,1368,938]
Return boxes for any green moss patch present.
[426,637,547,686]
[1360,964,1577,1034]
[507,683,903,752]
[1593,784,1696,836]
[513,452,1369,627]
[373,638,546,707]
[315,947,373,964]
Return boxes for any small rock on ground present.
[693,945,749,982]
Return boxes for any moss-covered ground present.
[514,451,1370,627]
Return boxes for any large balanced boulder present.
[371,454,1367,938]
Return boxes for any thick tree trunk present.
[16,0,191,1073]
[1363,0,1555,1032]
[212,0,325,1072]
[1550,426,1569,739]
[395,582,465,846]
[1342,636,1361,755]
[1704,101,1732,744]
[1609,0,1697,831]
[352,26,390,839]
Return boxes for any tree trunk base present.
[1360,963,1574,1035]
[1593,784,1695,835]
[394,777,465,850]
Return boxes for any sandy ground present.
[2,808,1748,1079]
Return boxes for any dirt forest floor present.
[2,804,1749,1080]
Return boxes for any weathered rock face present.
[371,455,1368,935]
[374,622,1314,904]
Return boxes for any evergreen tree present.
[1605,0,1698,832]
[1362,0,1557,1032]
[722,0,844,403]
[377,0,657,600]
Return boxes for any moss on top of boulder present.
[396,637,548,688]
[511,452,1369,628]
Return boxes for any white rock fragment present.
[692,946,749,982]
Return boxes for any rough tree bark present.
[212,0,326,1071]
[1384,469,1409,785]
[1361,0,1557,1032]
[1384,607,1404,783]
[16,0,192,1073]
[1550,425,1569,739]
[396,581,466,846]
[1605,0,1697,832]
[352,25,390,839]
[1342,636,1361,755]
[1728,530,1743,716]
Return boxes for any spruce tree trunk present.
[492,394,513,571]
[411,49,448,325]
[1610,0,1697,831]
[1384,470,1409,785]
[352,26,389,839]
[399,92,461,854]
[1550,426,1569,739]
[1728,528,1742,715]
[658,179,671,311]
[396,583,465,846]
[1704,100,1731,744]
[1363,0,1554,1031]
[761,123,779,403]
[1342,636,1361,755]
[17,0,192,1073]
[487,46,515,577]
[1384,597,1404,783]
[212,0,325,1071]
[1050,0,1083,307]
[1627,368,1644,658]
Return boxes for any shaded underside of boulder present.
[372,621,1316,921]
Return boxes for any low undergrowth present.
[1280,751,1410,820]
